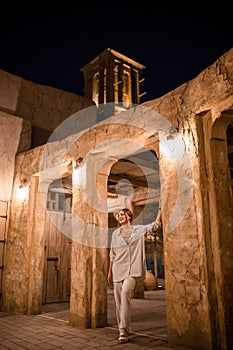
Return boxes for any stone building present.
[0,47,232,350]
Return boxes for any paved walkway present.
[0,286,179,350]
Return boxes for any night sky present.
[1,4,232,103]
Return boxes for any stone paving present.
[0,286,180,349]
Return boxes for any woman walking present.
[107,207,162,343]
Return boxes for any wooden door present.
[43,212,72,303]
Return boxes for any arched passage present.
[105,149,167,336]
[205,111,233,349]
[64,119,161,329]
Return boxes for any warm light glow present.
[160,135,185,160]
[73,163,86,187]
[16,185,29,202]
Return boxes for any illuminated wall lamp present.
[166,127,179,152]
[74,157,83,169]
[19,179,28,188]
[167,126,178,141]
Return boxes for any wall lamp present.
[19,179,28,188]
[74,157,83,169]
[167,126,178,140]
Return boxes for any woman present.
[107,207,162,343]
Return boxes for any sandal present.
[118,334,128,343]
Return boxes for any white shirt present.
[109,221,160,282]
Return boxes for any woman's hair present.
[114,208,133,222]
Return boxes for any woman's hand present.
[107,270,113,284]
[107,260,113,284]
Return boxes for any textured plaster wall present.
[0,69,95,132]
[143,47,233,349]
[0,112,23,201]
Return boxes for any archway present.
[60,110,163,329]
[209,112,233,349]
[106,150,167,338]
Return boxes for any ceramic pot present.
[144,270,156,291]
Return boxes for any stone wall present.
[0,69,95,131]
[0,112,26,201]
[0,68,96,208]
[143,47,233,350]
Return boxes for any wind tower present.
[81,48,146,118]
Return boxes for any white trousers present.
[113,275,136,335]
